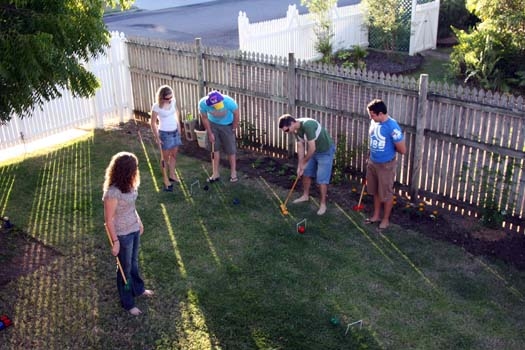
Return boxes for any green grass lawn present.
[408,47,455,83]
[1,125,524,349]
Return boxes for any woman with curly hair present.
[103,151,153,316]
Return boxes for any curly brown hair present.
[103,152,140,193]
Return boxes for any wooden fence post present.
[410,74,428,201]
[287,52,296,158]
[196,38,204,97]
[195,38,205,127]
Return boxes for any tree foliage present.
[301,0,337,63]
[361,0,410,52]
[0,0,133,122]
[449,0,525,92]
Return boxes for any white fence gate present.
[409,0,440,55]
[238,2,439,59]
[0,31,133,157]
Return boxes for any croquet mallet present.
[280,176,301,215]
[104,224,130,290]
[352,178,366,212]
[158,139,169,187]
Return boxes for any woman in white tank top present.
[150,85,183,192]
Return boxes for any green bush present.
[449,0,525,92]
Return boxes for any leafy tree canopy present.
[0,0,133,122]
[450,0,525,92]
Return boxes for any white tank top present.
[152,100,178,131]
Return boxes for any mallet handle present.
[104,224,128,285]
[283,176,301,207]
[357,179,366,206]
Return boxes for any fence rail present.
[127,37,524,232]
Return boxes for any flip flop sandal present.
[364,218,380,224]
[229,177,239,183]
[207,177,220,183]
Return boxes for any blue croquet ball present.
[2,217,12,229]
[0,321,4,330]
[233,198,240,205]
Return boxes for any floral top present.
[103,186,140,236]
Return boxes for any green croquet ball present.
[330,317,340,325]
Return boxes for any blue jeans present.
[116,230,145,310]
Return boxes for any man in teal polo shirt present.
[199,91,240,183]
[278,114,336,215]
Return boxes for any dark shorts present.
[159,129,182,150]
[208,123,236,155]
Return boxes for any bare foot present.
[293,195,309,204]
[129,307,142,316]
[141,289,154,297]
[317,204,327,215]
[379,221,389,230]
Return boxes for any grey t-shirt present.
[103,186,140,236]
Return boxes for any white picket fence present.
[238,1,439,60]
[0,31,133,159]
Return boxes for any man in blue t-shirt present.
[366,99,406,230]
[198,91,240,183]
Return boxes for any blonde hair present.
[156,85,174,105]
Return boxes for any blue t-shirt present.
[198,95,238,125]
[369,116,404,163]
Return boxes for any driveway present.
[105,0,359,49]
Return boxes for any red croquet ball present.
[298,226,305,234]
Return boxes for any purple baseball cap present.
[205,91,224,109]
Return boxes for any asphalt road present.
[104,0,359,49]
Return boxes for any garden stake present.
[104,224,130,291]
[280,176,300,215]
[352,179,366,212]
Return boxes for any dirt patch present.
[0,227,62,286]
[364,50,424,75]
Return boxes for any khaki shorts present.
[366,158,397,202]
